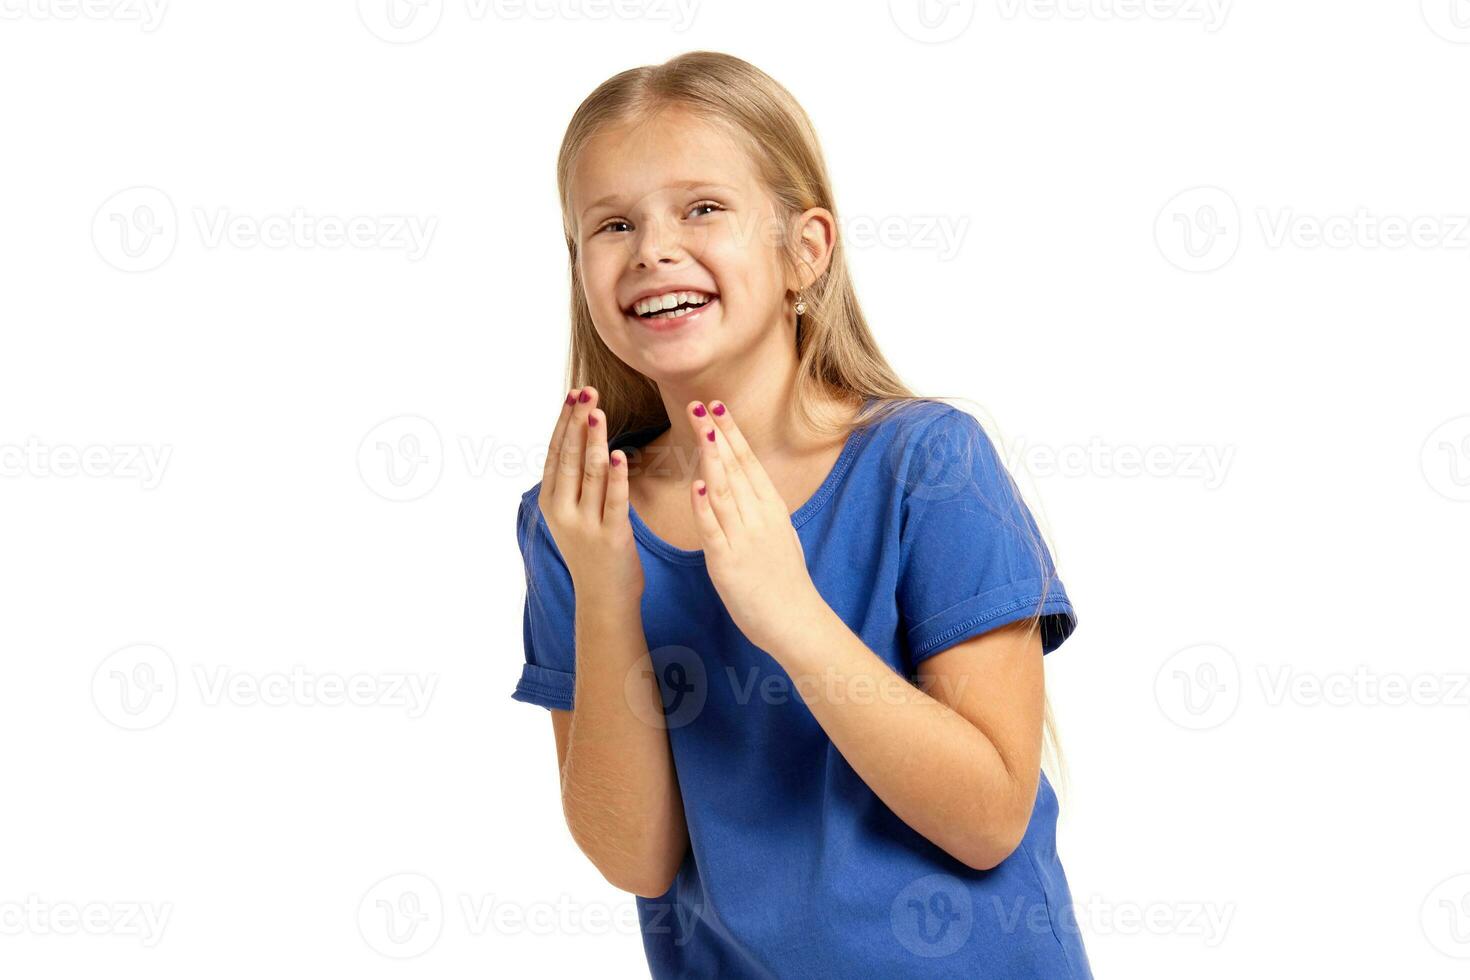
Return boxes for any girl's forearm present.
[563,594,688,897]
[766,599,1030,871]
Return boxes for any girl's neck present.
[646,376,857,485]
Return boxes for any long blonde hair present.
[554,50,1072,799]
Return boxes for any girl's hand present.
[687,400,825,655]
[538,386,645,606]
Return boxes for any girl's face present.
[571,107,794,381]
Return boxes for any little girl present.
[512,51,1092,979]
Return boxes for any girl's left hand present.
[687,400,825,656]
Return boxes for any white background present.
[3,0,1468,976]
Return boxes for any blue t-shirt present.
[512,397,1091,979]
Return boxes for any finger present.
[695,419,744,532]
[705,400,774,504]
[542,388,578,498]
[690,478,728,551]
[604,448,631,526]
[581,407,609,519]
[555,386,596,508]
[694,406,757,526]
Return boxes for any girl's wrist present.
[571,575,644,614]
[759,587,835,666]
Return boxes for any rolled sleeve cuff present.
[908,577,1078,664]
[511,663,575,711]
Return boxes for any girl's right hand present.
[537,386,645,606]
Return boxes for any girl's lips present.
[626,296,718,332]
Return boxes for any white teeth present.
[632,290,711,316]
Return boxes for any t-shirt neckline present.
[616,396,877,565]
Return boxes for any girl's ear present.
[789,206,837,292]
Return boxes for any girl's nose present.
[632,215,681,267]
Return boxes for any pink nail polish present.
[705,429,715,442]
[588,415,598,427]
[565,392,575,406]
[693,404,707,417]
[610,453,622,467]
[712,402,725,416]
[697,483,707,495]
[578,390,590,403]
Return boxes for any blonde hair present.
[554,50,1072,799]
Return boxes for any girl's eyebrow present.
[580,181,739,221]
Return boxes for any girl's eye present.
[594,202,722,235]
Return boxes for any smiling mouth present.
[630,296,716,320]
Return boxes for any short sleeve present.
[896,407,1078,665]
[511,489,577,711]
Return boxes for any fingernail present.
[711,402,725,416]
[588,414,598,428]
[610,453,622,467]
[578,389,591,403]
[697,483,707,495]
[692,404,707,417]
[705,429,715,442]
[565,391,575,406]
